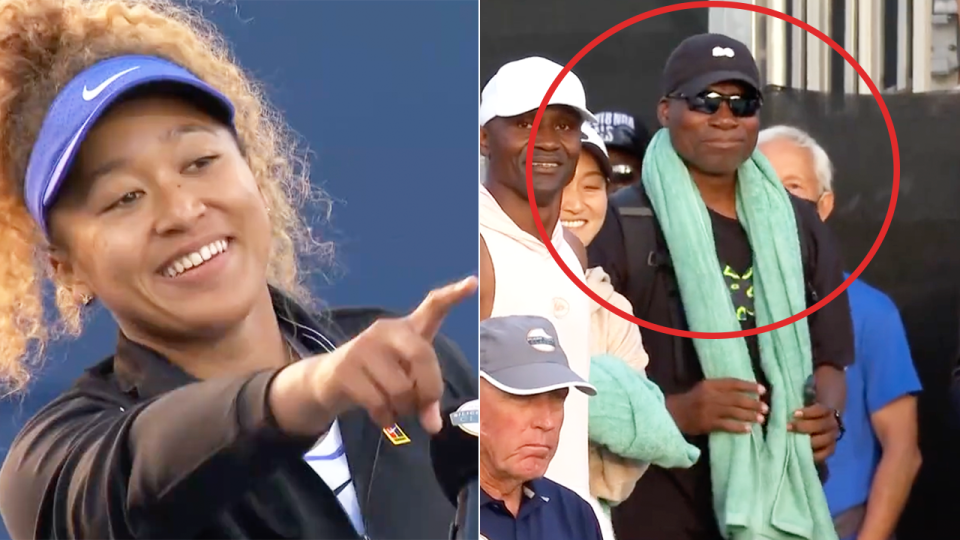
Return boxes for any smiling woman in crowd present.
[560,124,650,381]
[559,123,652,515]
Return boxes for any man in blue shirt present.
[760,126,923,540]
[479,315,603,540]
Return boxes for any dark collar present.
[113,286,343,401]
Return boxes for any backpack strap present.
[609,184,666,319]
[609,184,690,383]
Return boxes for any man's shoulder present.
[786,192,818,217]
[529,479,602,536]
[846,276,899,316]
[785,192,823,236]
[530,478,593,511]
[785,193,822,239]
[561,228,588,270]
[608,182,651,209]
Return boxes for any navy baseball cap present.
[480,315,596,396]
[24,54,236,236]
[593,111,640,151]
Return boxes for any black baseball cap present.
[661,33,761,98]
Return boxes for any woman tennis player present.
[0,1,477,539]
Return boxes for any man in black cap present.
[478,315,602,540]
[588,33,855,540]
[592,111,651,193]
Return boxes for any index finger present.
[794,403,831,419]
[406,276,478,339]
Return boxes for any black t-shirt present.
[587,192,855,540]
[710,210,767,404]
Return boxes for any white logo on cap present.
[450,399,479,437]
[526,328,556,352]
[82,66,141,101]
[712,46,735,58]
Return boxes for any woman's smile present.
[560,219,587,229]
[158,237,234,284]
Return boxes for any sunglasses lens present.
[611,164,637,185]
[691,96,723,115]
[730,98,761,117]
[612,164,634,176]
[685,92,761,117]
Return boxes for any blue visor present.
[24,54,236,236]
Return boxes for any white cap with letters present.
[479,56,597,127]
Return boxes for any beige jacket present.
[585,266,652,506]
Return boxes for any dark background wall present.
[0,2,479,538]
[483,1,957,538]
[481,0,708,131]
[762,87,959,539]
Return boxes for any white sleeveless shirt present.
[479,181,593,498]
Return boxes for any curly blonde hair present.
[0,0,330,395]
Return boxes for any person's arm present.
[563,228,588,272]
[479,234,495,321]
[0,369,321,540]
[1,279,476,540]
[855,302,923,540]
[814,365,846,415]
[858,397,921,540]
[802,203,854,413]
[786,204,854,461]
[603,281,650,372]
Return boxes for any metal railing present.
[708,0,957,93]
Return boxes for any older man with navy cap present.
[479,315,601,540]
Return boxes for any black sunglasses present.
[611,164,637,185]
[668,90,762,118]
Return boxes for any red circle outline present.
[525,0,900,340]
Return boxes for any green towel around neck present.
[641,128,836,540]
[588,353,700,469]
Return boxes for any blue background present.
[0,2,478,537]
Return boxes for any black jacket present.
[0,289,477,539]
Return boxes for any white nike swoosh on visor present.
[82,66,141,101]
